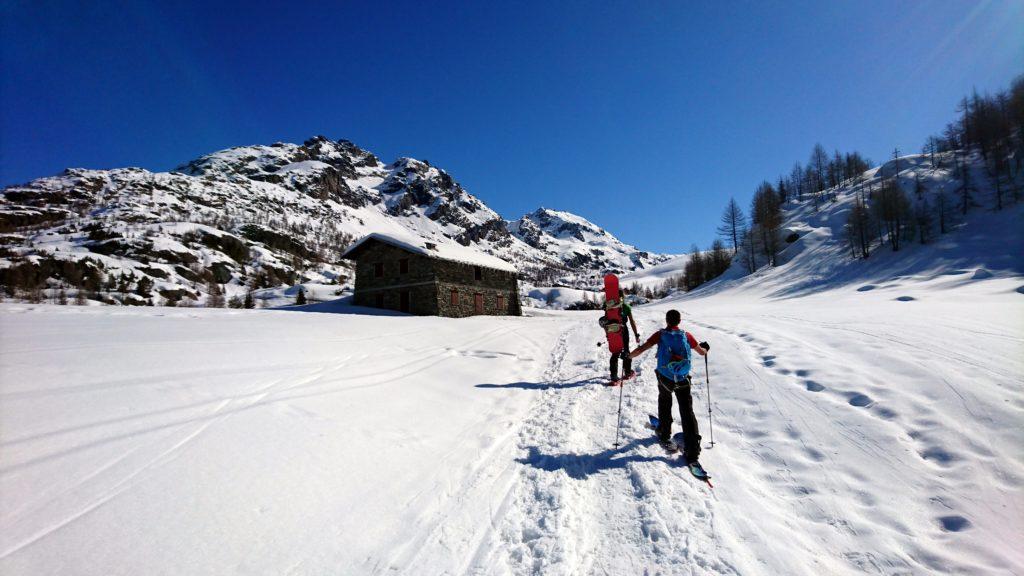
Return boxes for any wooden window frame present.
[399,258,409,275]
[474,266,483,281]
[450,289,459,306]
[497,294,505,311]
[473,293,483,314]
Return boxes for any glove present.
[699,341,710,351]
[635,333,642,344]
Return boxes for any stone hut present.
[342,232,521,317]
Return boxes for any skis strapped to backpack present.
[602,274,624,354]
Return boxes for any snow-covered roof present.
[342,232,518,274]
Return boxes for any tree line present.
[713,74,1024,268]
[847,76,1024,259]
[927,76,1024,212]
[712,140,872,275]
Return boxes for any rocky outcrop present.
[0,136,671,304]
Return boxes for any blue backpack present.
[656,328,692,382]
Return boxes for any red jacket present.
[640,326,699,350]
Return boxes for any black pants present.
[655,372,702,462]
[610,335,632,379]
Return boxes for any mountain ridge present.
[0,136,672,305]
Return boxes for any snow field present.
[1,274,1021,575]
[665,281,1024,574]
[0,305,564,574]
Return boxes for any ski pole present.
[613,380,625,449]
[705,353,715,448]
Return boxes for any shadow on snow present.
[475,377,604,391]
[273,296,409,317]
[517,438,677,480]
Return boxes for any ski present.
[647,415,678,453]
[675,431,713,487]
[648,415,713,486]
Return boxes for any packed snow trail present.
[468,289,1022,574]
[1,288,1021,575]
[475,319,740,575]
[478,290,1020,575]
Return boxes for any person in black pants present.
[655,373,700,459]
[629,309,709,463]
[609,289,640,382]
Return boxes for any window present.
[497,294,505,310]
[374,262,384,278]
[450,289,459,306]
[374,293,384,308]
[474,266,482,281]
[474,293,483,313]
[399,258,409,274]
[400,291,411,313]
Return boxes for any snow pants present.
[655,372,701,463]
[610,335,632,380]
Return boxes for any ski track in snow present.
[434,301,1021,574]
[478,319,736,576]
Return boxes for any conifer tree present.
[716,198,747,255]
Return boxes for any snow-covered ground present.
[0,304,566,574]
[2,269,1021,574]
[3,149,1023,575]
[523,286,601,309]
[620,254,690,291]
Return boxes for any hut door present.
[400,290,410,313]
[474,293,483,313]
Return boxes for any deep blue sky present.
[2,1,1021,252]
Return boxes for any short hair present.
[666,309,681,326]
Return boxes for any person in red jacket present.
[630,309,709,469]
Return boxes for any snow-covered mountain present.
[0,137,670,304]
[606,147,1024,303]
[511,208,666,275]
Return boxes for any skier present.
[609,289,640,384]
[629,309,710,477]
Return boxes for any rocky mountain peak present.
[1,136,672,307]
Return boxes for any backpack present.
[598,315,621,333]
[599,296,623,333]
[656,328,691,382]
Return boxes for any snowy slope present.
[511,208,672,283]
[620,253,691,291]
[692,151,1024,300]
[523,286,602,309]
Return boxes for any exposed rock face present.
[456,218,511,246]
[0,136,671,304]
[509,208,669,276]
